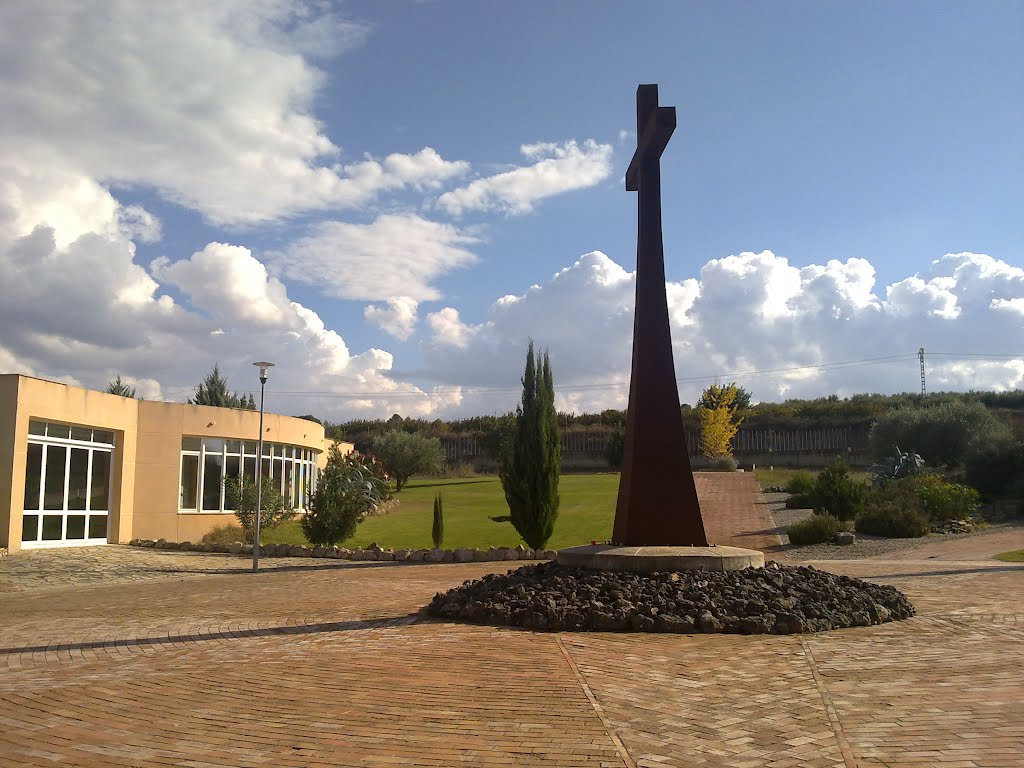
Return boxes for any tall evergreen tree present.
[105,374,136,398]
[499,340,560,549]
[189,364,256,410]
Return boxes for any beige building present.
[1,374,346,553]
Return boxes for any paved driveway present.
[1,475,1021,767]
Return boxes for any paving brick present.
[0,473,1021,766]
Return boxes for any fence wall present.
[442,423,872,471]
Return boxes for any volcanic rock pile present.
[427,561,914,634]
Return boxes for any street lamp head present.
[253,361,275,384]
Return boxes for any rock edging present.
[127,539,557,563]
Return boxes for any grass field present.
[994,549,1024,562]
[264,473,620,550]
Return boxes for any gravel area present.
[763,491,1022,560]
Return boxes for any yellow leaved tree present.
[698,383,745,460]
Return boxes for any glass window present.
[66,515,86,540]
[42,515,63,540]
[243,441,257,455]
[88,515,107,540]
[44,446,67,510]
[22,515,39,542]
[202,452,223,511]
[181,436,201,451]
[243,456,256,484]
[70,426,92,442]
[226,440,242,454]
[225,455,241,483]
[48,423,71,440]
[28,420,46,436]
[93,430,114,445]
[24,443,42,510]
[68,448,89,510]
[283,462,294,508]
[203,438,225,454]
[261,457,272,480]
[262,443,272,457]
[180,454,199,510]
[90,451,111,512]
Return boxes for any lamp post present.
[252,361,274,572]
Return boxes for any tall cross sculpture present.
[612,84,709,547]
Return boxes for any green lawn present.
[264,473,620,550]
[994,549,1024,563]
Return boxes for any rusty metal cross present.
[612,84,708,547]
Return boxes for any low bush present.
[784,471,816,495]
[787,514,843,546]
[200,523,246,546]
[811,460,869,521]
[785,492,814,509]
[855,504,930,538]
[224,476,294,544]
[302,446,390,547]
[709,455,738,471]
[910,473,979,522]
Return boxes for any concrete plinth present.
[557,544,764,573]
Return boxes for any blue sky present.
[1,1,1021,419]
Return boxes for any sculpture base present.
[557,544,764,573]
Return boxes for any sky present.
[1,0,1022,421]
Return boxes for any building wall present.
[0,374,340,552]
[132,401,327,542]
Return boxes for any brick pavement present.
[0,473,1021,767]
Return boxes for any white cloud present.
[272,213,479,302]
[421,250,1024,414]
[436,139,613,216]
[0,2,466,225]
[365,297,420,340]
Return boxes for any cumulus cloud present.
[365,297,420,340]
[436,140,613,216]
[272,213,479,302]
[0,2,466,225]
[422,250,1024,414]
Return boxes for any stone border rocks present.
[127,539,558,563]
[426,561,915,634]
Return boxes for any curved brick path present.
[1,473,1021,767]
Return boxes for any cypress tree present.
[432,493,444,549]
[499,340,560,549]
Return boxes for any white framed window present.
[179,437,317,514]
[22,419,113,548]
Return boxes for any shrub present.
[301,446,389,547]
[784,471,816,495]
[909,473,979,522]
[787,514,843,545]
[200,523,246,546]
[785,493,814,509]
[224,476,294,544]
[605,424,625,469]
[855,504,930,538]
[964,441,1024,498]
[810,460,869,521]
[869,400,1012,468]
[709,455,738,471]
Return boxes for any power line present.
[157,351,1022,400]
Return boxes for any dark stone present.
[424,562,914,635]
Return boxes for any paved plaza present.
[1,474,1022,767]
